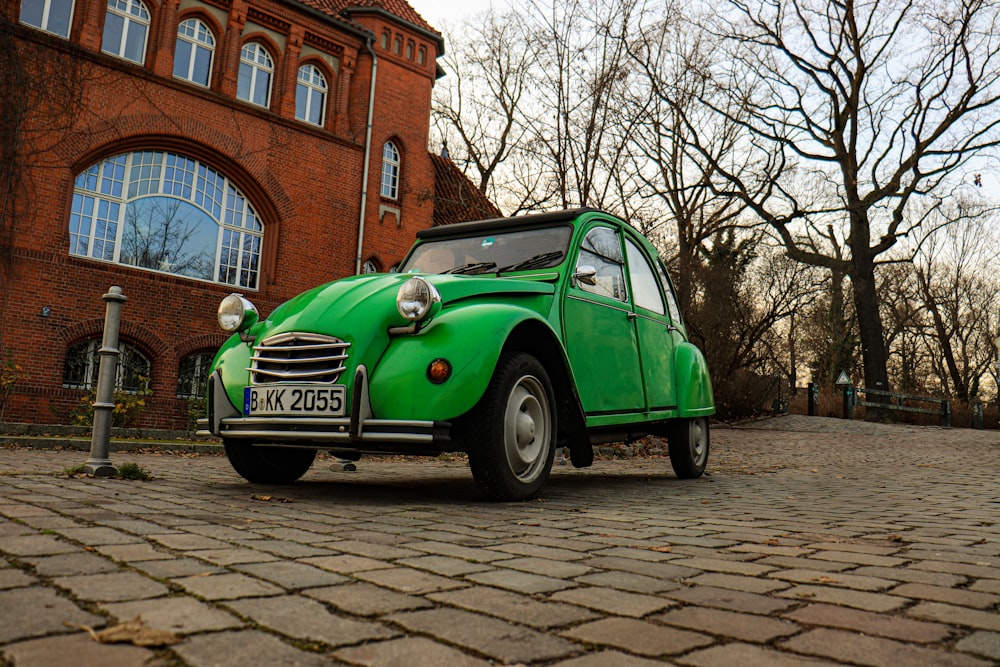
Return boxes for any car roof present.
[416,207,631,240]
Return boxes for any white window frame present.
[380,141,400,200]
[19,0,75,37]
[174,17,215,87]
[295,64,327,126]
[101,0,150,64]
[237,42,273,108]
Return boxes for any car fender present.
[673,342,715,417]
[368,303,555,421]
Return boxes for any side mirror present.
[573,265,597,286]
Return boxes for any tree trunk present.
[850,255,890,393]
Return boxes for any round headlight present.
[218,294,258,332]
[396,277,441,322]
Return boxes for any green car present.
[202,208,714,500]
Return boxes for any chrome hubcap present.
[504,375,550,481]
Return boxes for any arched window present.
[64,339,151,392]
[19,0,74,37]
[362,258,379,274]
[177,350,215,398]
[173,17,214,87]
[69,151,263,289]
[380,29,390,50]
[295,64,327,126]
[101,0,149,64]
[380,141,400,199]
[405,40,414,60]
[237,42,273,108]
[392,35,401,55]
[417,46,426,66]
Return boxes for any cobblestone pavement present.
[1,415,998,666]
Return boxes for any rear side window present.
[625,238,665,315]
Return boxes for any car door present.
[623,235,677,412]
[563,224,645,414]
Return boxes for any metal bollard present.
[972,401,983,429]
[84,287,127,477]
[842,385,853,420]
[807,382,818,416]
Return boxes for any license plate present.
[244,385,346,417]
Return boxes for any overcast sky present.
[408,0,499,31]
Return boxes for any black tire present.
[467,352,557,501]
[667,417,709,479]
[223,440,316,484]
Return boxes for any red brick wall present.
[1,0,442,428]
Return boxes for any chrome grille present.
[249,332,350,384]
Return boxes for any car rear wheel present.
[468,352,556,501]
[667,417,709,479]
[223,440,317,484]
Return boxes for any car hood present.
[262,273,556,336]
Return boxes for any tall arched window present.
[237,42,273,108]
[64,339,150,391]
[101,0,149,64]
[295,64,327,126]
[20,0,74,38]
[173,18,214,87]
[380,141,400,199]
[177,351,215,398]
[69,151,263,289]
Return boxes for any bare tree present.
[685,0,1000,393]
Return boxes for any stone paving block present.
[496,555,595,579]
[304,582,433,616]
[236,538,336,558]
[321,539,423,560]
[807,549,908,567]
[394,554,494,576]
[548,649,669,666]
[334,636,492,667]
[755,555,856,572]
[779,627,991,667]
[665,585,796,614]
[23,552,120,577]
[93,542,176,562]
[0,534,80,557]
[487,542,590,561]
[226,595,395,647]
[783,603,955,643]
[0,568,36,589]
[232,560,349,589]
[397,539,514,563]
[851,565,966,587]
[428,585,598,629]
[172,629,332,667]
[0,587,104,643]
[573,570,681,594]
[727,543,814,557]
[969,579,1000,595]
[185,547,281,566]
[149,533,232,551]
[666,556,776,577]
[910,560,999,579]
[803,541,905,556]
[902,549,1000,567]
[775,584,907,612]
[102,595,243,634]
[52,571,168,602]
[684,572,791,594]
[561,617,713,657]
[906,602,1000,632]
[172,572,283,600]
[653,605,801,642]
[53,526,145,546]
[589,546,683,563]
[302,553,394,573]
[678,641,843,666]
[387,607,578,664]
[129,557,225,579]
[353,566,469,594]
[549,585,674,617]
[956,631,1000,661]
[890,582,1000,609]
[466,568,575,594]
[768,568,896,591]
[0,630,156,667]
[579,555,700,580]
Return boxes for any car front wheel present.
[223,440,317,484]
[467,352,556,501]
[667,417,709,479]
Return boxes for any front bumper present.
[197,365,451,450]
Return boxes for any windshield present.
[399,225,573,275]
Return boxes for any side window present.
[102,0,150,64]
[625,238,665,315]
[295,64,327,126]
[380,141,400,199]
[173,18,215,87]
[237,43,273,108]
[656,259,683,324]
[20,0,74,37]
[575,226,626,302]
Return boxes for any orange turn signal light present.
[427,358,452,384]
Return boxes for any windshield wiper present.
[443,262,498,275]
[498,251,564,273]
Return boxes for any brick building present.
[0,0,500,429]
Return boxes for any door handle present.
[627,312,638,321]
